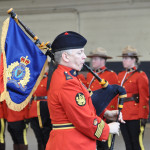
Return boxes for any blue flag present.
[0,17,47,111]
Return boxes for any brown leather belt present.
[123,94,139,103]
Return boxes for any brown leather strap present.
[124,94,139,103]
[31,96,47,100]
[88,69,106,88]
[122,70,137,86]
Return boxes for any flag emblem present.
[7,56,30,91]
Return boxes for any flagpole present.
[7,8,40,44]
[7,8,55,61]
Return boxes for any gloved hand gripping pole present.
[109,97,124,150]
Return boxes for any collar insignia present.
[64,71,73,80]
[70,69,78,77]
[127,67,136,72]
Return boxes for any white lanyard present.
[120,71,128,87]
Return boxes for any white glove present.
[108,122,120,135]
[118,111,125,123]
[104,110,125,123]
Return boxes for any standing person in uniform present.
[0,54,6,150]
[118,46,149,150]
[6,105,29,150]
[0,53,29,150]
[0,102,5,150]
[28,62,52,150]
[86,47,118,150]
[46,31,124,150]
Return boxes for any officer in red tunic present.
[0,102,5,150]
[86,47,118,150]
[28,63,52,150]
[0,53,29,150]
[6,105,29,150]
[0,53,6,150]
[86,47,118,110]
[46,31,123,150]
[118,46,149,150]
[0,102,6,150]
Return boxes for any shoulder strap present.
[88,69,106,88]
[122,70,137,86]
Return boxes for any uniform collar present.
[70,69,78,77]
[95,66,106,73]
[58,65,78,76]
[126,66,137,72]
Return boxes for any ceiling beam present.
[1,1,150,15]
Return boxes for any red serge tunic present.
[118,67,149,120]
[27,75,48,119]
[0,53,5,119]
[86,66,118,110]
[46,65,109,150]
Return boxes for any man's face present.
[122,57,135,69]
[67,48,86,71]
[91,57,105,70]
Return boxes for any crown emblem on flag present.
[20,56,30,66]
[7,56,31,92]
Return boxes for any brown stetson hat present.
[118,45,141,57]
[87,47,112,59]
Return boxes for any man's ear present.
[62,52,70,63]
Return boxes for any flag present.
[0,17,47,111]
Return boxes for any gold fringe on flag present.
[0,17,48,111]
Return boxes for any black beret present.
[51,31,87,52]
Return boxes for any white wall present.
[1,4,150,62]
[0,12,78,55]
[81,8,150,61]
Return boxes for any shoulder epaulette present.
[136,69,143,73]
[64,71,73,80]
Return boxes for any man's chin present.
[73,64,84,71]
[76,67,82,72]
[79,65,84,71]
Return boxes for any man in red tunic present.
[86,47,118,150]
[46,31,123,150]
[28,63,52,150]
[0,53,6,150]
[86,47,118,111]
[0,102,5,150]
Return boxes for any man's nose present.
[83,53,87,59]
